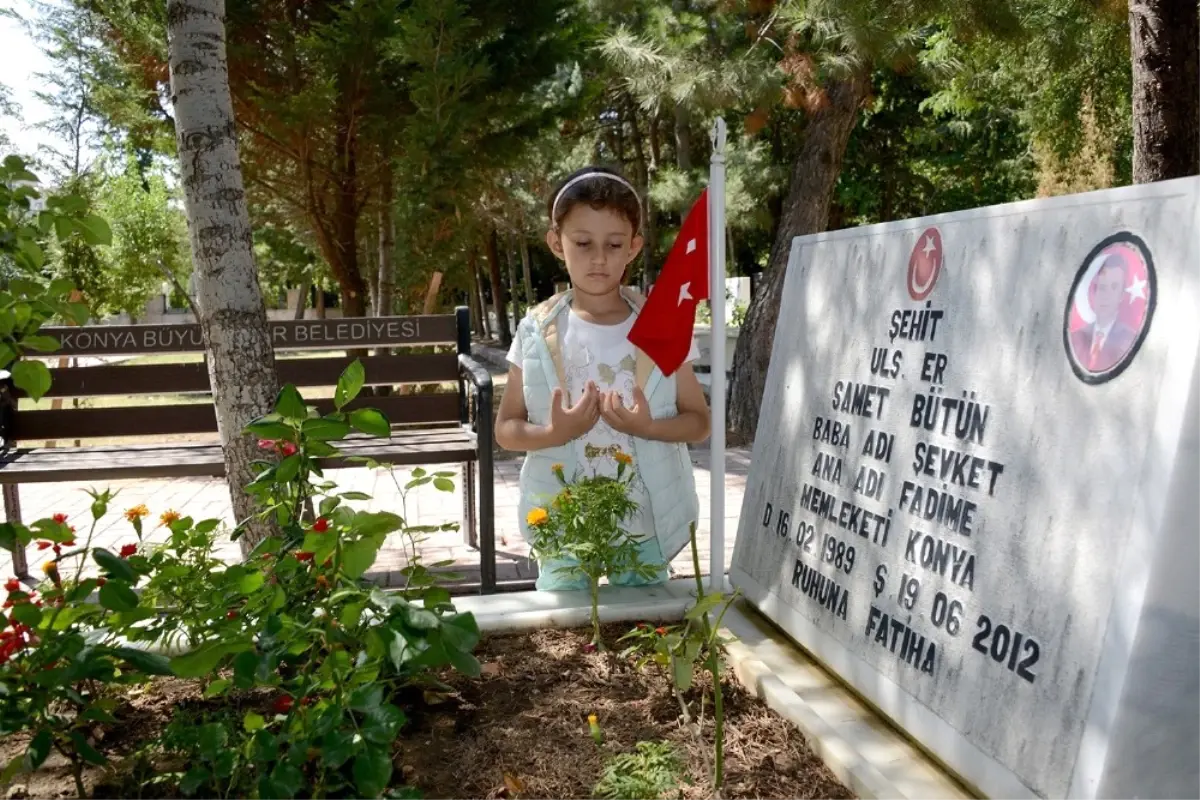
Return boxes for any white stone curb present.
[455,579,696,634]
[717,601,975,800]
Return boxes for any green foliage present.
[0,364,477,798]
[526,451,662,647]
[928,1,1133,185]
[834,65,1037,226]
[593,740,684,800]
[0,155,94,398]
[54,153,191,319]
[620,523,739,794]
[28,0,111,180]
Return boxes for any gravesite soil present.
[0,625,852,800]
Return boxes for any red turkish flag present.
[629,189,709,376]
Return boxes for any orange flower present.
[614,451,633,467]
[159,509,181,526]
[124,505,149,522]
[526,508,549,527]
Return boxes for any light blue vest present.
[514,288,700,563]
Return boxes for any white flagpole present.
[708,118,727,592]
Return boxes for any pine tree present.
[27,0,111,180]
[727,0,1023,436]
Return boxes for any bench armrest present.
[457,353,494,435]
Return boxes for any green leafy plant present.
[593,740,684,800]
[525,450,662,649]
[152,362,480,798]
[0,154,98,400]
[0,491,173,797]
[620,523,740,796]
[0,361,478,798]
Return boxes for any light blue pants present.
[535,536,671,591]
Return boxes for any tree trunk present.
[316,287,327,319]
[311,87,368,316]
[626,98,656,286]
[505,240,522,328]
[166,0,280,554]
[362,232,376,315]
[674,103,692,170]
[467,256,484,336]
[422,271,443,314]
[520,238,535,306]
[729,74,870,438]
[485,228,511,347]
[377,159,395,317]
[293,281,309,319]
[1129,0,1200,182]
[469,247,491,338]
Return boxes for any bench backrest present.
[11,308,471,446]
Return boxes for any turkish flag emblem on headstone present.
[908,227,943,300]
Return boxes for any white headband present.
[551,172,642,230]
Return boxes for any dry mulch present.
[395,623,850,799]
[0,624,853,799]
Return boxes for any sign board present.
[39,315,459,357]
[731,178,1200,799]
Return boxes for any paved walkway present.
[1,448,750,591]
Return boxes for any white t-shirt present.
[507,307,699,539]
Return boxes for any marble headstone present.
[731,177,1200,799]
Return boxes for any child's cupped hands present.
[548,382,601,444]
[601,386,652,437]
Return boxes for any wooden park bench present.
[0,308,504,593]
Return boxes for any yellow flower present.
[526,508,549,527]
[124,505,150,522]
[552,463,564,473]
[587,714,597,725]
[41,561,57,575]
[159,509,181,526]
[614,451,633,467]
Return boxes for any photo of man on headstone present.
[1066,240,1153,378]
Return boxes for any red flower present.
[2,601,10,610]
[273,695,294,714]
[636,623,647,630]
[257,439,276,451]
[52,513,67,524]
[226,610,238,620]
[96,578,106,588]
[4,579,18,593]
[655,627,667,636]
[119,544,137,558]
[312,517,329,533]
[35,541,51,551]
[61,540,75,547]
[280,442,298,457]
[294,552,314,562]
